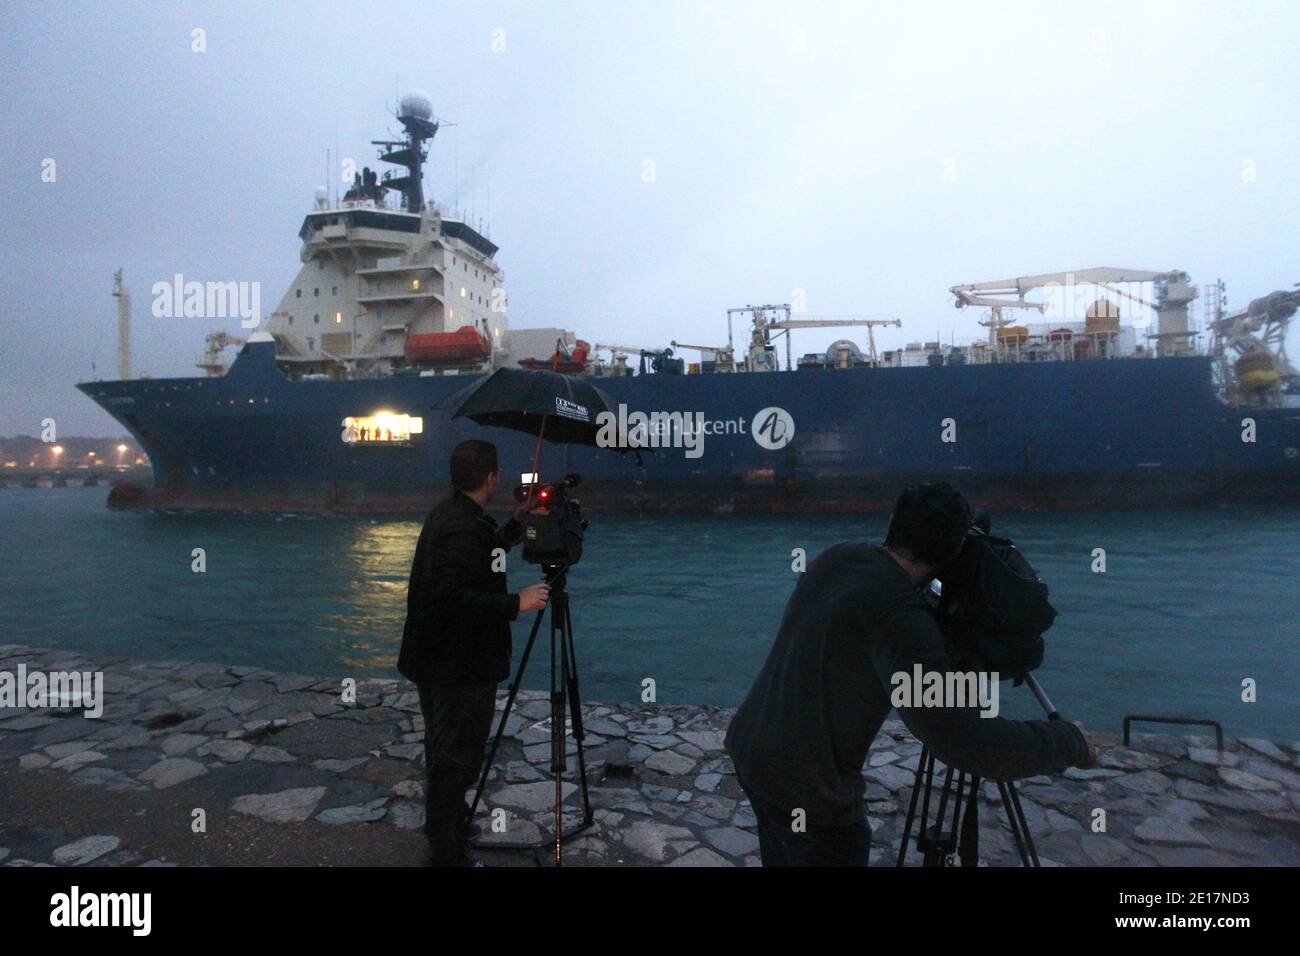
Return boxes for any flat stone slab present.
[490,781,579,813]
[50,751,107,772]
[196,739,254,762]
[317,798,389,824]
[139,757,207,789]
[668,846,733,867]
[621,820,695,862]
[161,733,208,756]
[232,786,327,823]
[1239,738,1287,760]
[704,825,760,858]
[644,750,696,776]
[1134,817,1210,847]
[52,835,121,866]
[1218,767,1282,792]
[1115,770,1172,795]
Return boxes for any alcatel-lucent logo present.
[751,406,794,450]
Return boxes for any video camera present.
[930,515,1057,682]
[514,472,588,567]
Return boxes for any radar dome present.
[398,91,433,121]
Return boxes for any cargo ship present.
[79,96,1300,514]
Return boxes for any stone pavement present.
[2,644,1298,867]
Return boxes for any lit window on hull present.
[342,412,423,445]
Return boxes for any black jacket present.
[397,492,523,686]
[725,543,1088,826]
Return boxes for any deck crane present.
[726,304,904,371]
[197,332,247,377]
[949,267,1198,358]
[1208,285,1300,405]
[593,342,681,375]
[670,340,736,372]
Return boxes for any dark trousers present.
[738,775,872,867]
[416,682,497,866]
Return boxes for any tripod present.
[895,673,1059,868]
[468,565,594,866]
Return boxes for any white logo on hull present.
[751,406,794,450]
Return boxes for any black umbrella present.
[444,368,631,486]
[446,367,618,447]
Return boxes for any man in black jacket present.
[398,439,550,866]
[725,482,1096,866]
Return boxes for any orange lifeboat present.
[404,327,491,365]
[519,339,591,374]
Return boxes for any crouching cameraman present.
[397,440,551,867]
[725,482,1096,867]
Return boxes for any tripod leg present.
[897,746,929,867]
[924,764,957,867]
[549,597,565,867]
[958,774,980,867]
[997,781,1032,866]
[1004,781,1041,867]
[468,605,547,822]
[561,595,594,824]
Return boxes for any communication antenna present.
[113,270,131,381]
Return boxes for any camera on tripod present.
[929,516,1057,683]
[514,472,588,567]
[903,515,1063,868]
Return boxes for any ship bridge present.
[260,95,507,380]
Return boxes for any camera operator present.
[725,482,1096,867]
[397,439,551,867]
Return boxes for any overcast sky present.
[2,0,1296,436]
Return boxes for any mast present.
[372,93,438,213]
[113,269,131,380]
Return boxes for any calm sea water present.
[3,486,1297,739]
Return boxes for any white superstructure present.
[261,96,511,379]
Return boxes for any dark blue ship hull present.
[78,340,1300,513]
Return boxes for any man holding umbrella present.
[398,438,551,867]
[405,365,622,865]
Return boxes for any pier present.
[0,466,150,490]
[1,643,1297,867]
